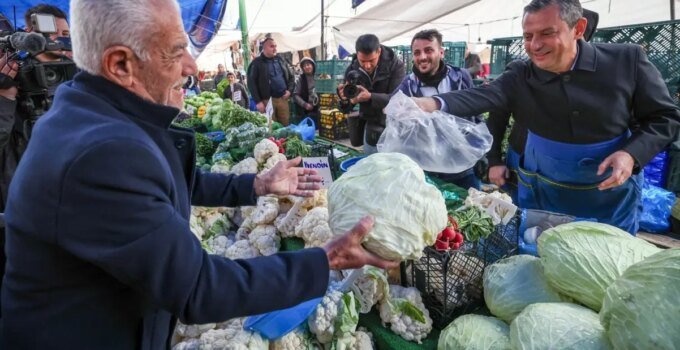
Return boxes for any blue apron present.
[503,146,521,204]
[517,131,642,234]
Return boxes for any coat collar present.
[529,39,598,83]
[71,71,181,129]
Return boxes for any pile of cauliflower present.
[180,139,434,347]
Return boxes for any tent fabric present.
[0,0,228,56]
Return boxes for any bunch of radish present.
[434,216,465,251]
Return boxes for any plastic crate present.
[403,216,520,329]
[319,93,339,109]
[443,41,467,68]
[315,78,343,94]
[315,59,351,77]
[319,110,349,140]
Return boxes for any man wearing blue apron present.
[413,0,680,234]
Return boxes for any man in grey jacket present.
[294,57,320,129]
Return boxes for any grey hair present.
[70,0,180,75]
[524,0,583,28]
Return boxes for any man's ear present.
[100,45,138,88]
[574,17,588,40]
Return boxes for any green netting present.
[389,41,467,75]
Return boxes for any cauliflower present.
[225,239,259,259]
[198,327,268,350]
[274,200,308,238]
[350,267,390,313]
[171,338,200,350]
[308,290,359,344]
[298,188,328,209]
[251,196,279,225]
[204,217,232,241]
[254,139,279,164]
[332,330,375,350]
[248,225,280,256]
[205,235,233,256]
[230,157,258,175]
[263,153,287,171]
[295,207,336,248]
[174,322,216,339]
[189,215,205,240]
[271,327,316,350]
[378,285,432,344]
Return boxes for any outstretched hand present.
[323,216,400,271]
[255,157,322,197]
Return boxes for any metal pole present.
[239,0,251,69]
[671,0,676,20]
[321,0,326,60]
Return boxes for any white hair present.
[70,0,180,75]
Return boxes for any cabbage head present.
[483,255,566,323]
[438,314,511,350]
[328,153,447,260]
[537,221,660,311]
[510,303,610,350]
[600,248,680,350]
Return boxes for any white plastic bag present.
[377,91,492,173]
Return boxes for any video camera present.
[0,13,77,119]
[342,69,370,100]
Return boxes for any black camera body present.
[342,69,369,100]
[0,13,76,119]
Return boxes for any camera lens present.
[44,67,62,86]
[343,85,358,99]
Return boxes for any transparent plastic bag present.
[377,91,492,173]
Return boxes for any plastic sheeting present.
[0,0,228,56]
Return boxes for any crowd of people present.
[0,0,678,348]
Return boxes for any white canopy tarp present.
[197,0,680,70]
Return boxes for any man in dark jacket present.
[294,57,320,129]
[396,29,481,190]
[414,0,680,234]
[247,38,295,125]
[0,0,397,348]
[338,34,405,153]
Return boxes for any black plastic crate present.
[403,215,520,329]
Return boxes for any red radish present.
[434,239,449,251]
[441,227,457,241]
[452,242,462,250]
[453,232,464,244]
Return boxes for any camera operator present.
[338,34,404,154]
[0,4,73,311]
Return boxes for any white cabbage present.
[600,248,680,350]
[537,221,660,311]
[438,314,511,350]
[328,153,447,260]
[510,303,610,350]
[483,255,566,323]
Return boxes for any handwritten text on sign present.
[302,157,333,188]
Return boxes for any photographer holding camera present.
[338,34,404,154]
[0,4,74,311]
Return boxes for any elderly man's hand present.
[597,151,635,190]
[412,97,440,113]
[324,216,400,270]
[254,157,322,197]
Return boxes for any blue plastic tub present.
[339,156,367,172]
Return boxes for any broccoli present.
[195,133,216,159]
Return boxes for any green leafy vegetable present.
[397,300,426,324]
[451,206,494,242]
[195,133,216,159]
[284,136,312,159]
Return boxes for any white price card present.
[302,157,334,188]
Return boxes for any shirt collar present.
[71,71,181,129]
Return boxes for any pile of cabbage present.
[438,221,679,350]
